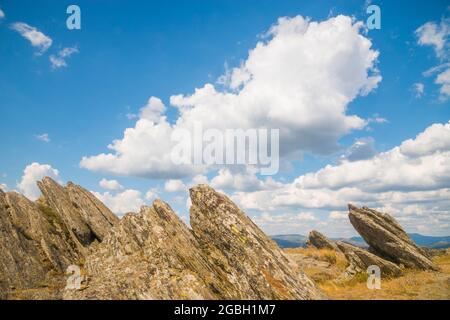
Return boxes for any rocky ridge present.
[0,178,118,299]
[0,179,323,300]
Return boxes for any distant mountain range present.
[271,233,450,249]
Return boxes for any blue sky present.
[0,0,449,237]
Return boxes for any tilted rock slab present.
[68,185,324,300]
[0,178,118,299]
[65,200,237,299]
[189,185,324,300]
[0,190,77,299]
[348,204,437,271]
[336,241,402,277]
[37,177,119,254]
[308,230,339,251]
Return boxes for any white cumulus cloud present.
[17,163,61,200]
[92,189,145,216]
[232,121,450,235]
[164,179,186,192]
[99,178,123,191]
[80,15,381,179]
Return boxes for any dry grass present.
[285,247,348,269]
[286,247,450,300]
[285,247,348,284]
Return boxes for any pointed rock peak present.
[189,184,233,210]
[66,195,224,300]
[189,184,324,300]
[308,230,338,251]
[37,176,118,248]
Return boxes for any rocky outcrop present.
[65,200,236,299]
[37,177,119,254]
[0,178,118,299]
[67,185,323,300]
[308,230,338,251]
[189,185,323,300]
[348,204,437,271]
[0,190,77,299]
[336,241,402,278]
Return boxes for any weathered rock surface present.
[0,190,76,299]
[37,177,119,254]
[189,185,323,300]
[336,241,402,277]
[348,204,437,270]
[67,186,324,300]
[308,230,338,251]
[0,178,118,299]
[65,200,234,299]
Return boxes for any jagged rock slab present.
[336,241,402,277]
[65,200,240,300]
[308,230,339,251]
[348,204,437,271]
[0,178,118,299]
[189,185,324,300]
[0,190,78,299]
[37,177,119,254]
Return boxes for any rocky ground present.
[1,177,448,300]
[285,247,450,299]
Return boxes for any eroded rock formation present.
[67,185,323,300]
[308,230,338,251]
[0,178,118,299]
[189,185,323,300]
[348,204,437,271]
[336,241,402,277]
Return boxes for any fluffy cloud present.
[416,18,450,100]
[329,211,348,220]
[415,19,449,58]
[140,96,166,122]
[399,121,450,157]
[252,211,318,235]
[164,179,186,192]
[232,121,450,235]
[210,168,283,192]
[17,163,60,200]
[10,22,52,54]
[50,46,78,69]
[81,15,381,179]
[99,178,123,191]
[93,189,145,216]
[0,183,7,191]
[0,8,5,19]
[145,188,158,200]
